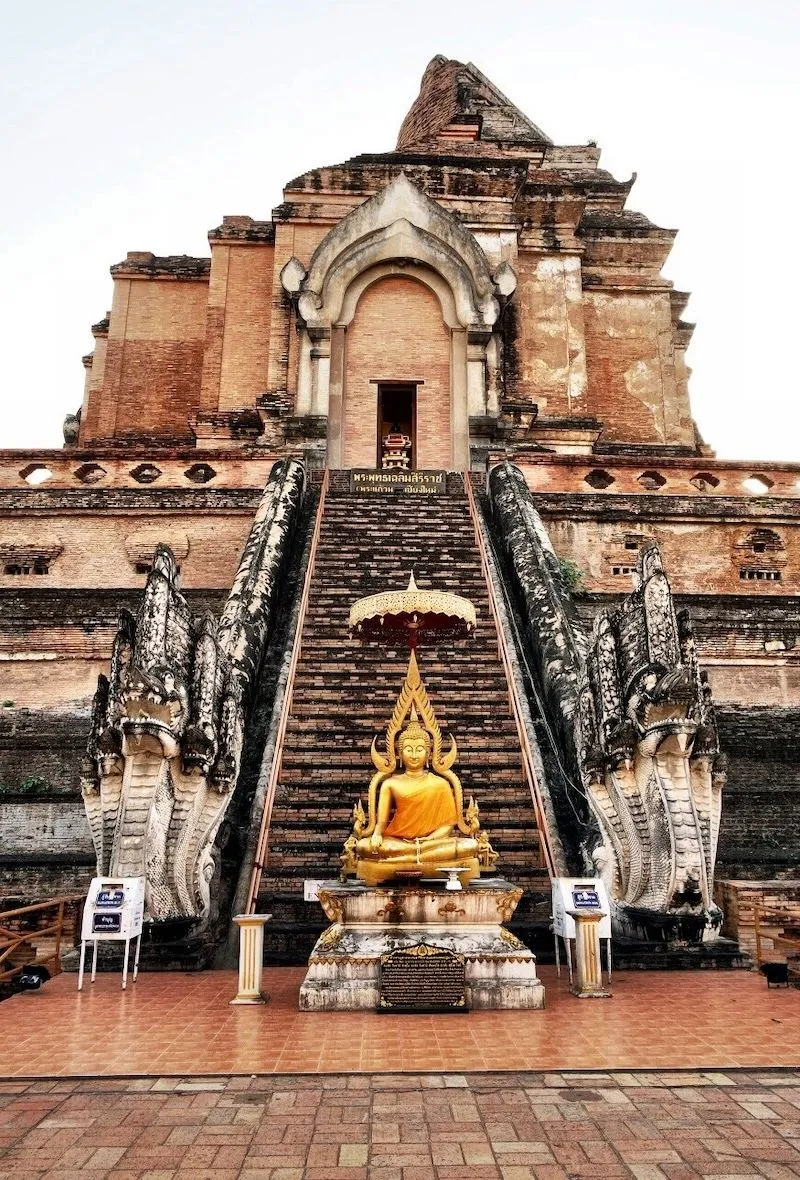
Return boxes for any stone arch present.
[284,174,516,470]
[340,261,459,330]
[299,175,499,331]
[342,273,453,469]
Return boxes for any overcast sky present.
[1,0,797,461]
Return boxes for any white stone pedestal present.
[299,879,545,1011]
[230,914,271,1005]
[567,909,611,998]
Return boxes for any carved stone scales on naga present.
[488,461,728,945]
[341,574,497,887]
[80,458,305,927]
[579,544,727,939]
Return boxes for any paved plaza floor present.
[1,965,799,1176]
[0,966,799,1078]
[2,1068,800,1179]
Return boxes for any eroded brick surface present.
[1,1070,800,1180]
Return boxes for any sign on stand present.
[78,877,145,991]
[551,877,612,983]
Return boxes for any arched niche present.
[284,175,516,471]
[341,271,453,469]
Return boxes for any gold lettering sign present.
[378,944,467,1011]
[349,470,446,495]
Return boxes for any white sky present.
[0,0,797,461]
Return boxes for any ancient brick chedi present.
[1,57,798,958]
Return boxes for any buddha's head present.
[398,720,431,773]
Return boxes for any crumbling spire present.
[397,55,552,151]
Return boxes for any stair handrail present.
[0,893,84,984]
[464,474,557,879]
[245,467,330,914]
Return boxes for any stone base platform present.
[299,878,545,1011]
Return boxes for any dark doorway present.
[377,384,416,469]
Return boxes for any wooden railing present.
[753,902,800,968]
[0,895,83,984]
[245,467,330,913]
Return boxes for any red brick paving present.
[0,966,798,1078]
[1,1070,800,1178]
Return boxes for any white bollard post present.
[230,914,272,1005]
[567,909,611,998]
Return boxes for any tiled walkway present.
[0,966,798,1077]
[2,1069,800,1179]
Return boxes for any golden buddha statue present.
[341,651,497,887]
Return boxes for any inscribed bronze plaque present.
[378,944,467,1012]
[350,470,446,495]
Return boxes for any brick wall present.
[0,589,226,708]
[0,510,253,591]
[0,708,86,791]
[0,800,93,856]
[712,707,799,879]
[201,244,275,413]
[0,708,95,902]
[396,57,460,148]
[83,277,208,441]
[514,253,586,417]
[583,289,693,447]
[545,517,800,598]
[343,276,452,468]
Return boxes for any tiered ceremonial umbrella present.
[348,572,476,653]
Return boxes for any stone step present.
[257,486,547,959]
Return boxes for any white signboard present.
[78,877,145,991]
[552,877,611,940]
[81,878,145,941]
[303,880,331,902]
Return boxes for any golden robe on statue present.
[383,776,458,839]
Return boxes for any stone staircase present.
[257,472,550,963]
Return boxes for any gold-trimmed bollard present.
[230,914,272,1005]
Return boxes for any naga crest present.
[82,459,306,926]
[578,544,725,938]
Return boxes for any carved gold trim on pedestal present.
[438,900,466,918]
[317,926,343,950]
[318,890,345,923]
[376,898,407,922]
[308,951,532,966]
[499,927,526,950]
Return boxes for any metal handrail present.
[245,466,330,913]
[464,474,556,879]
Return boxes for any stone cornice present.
[0,488,265,511]
[110,252,210,280]
[532,493,800,522]
[208,216,275,243]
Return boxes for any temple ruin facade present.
[1,56,798,962]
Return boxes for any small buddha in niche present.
[343,716,494,887]
[381,422,412,471]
